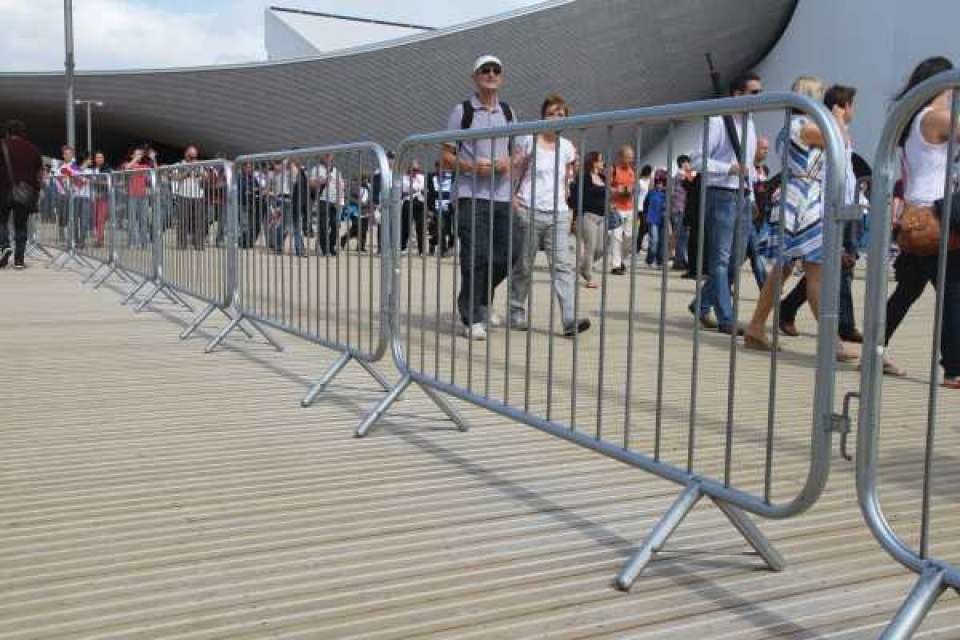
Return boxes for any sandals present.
[882,357,907,377]
[836,348,859,363]
[744,333,781,352]
[941,377,960,388]
[584,281,599,289]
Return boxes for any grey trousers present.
[576,211,605,284]
[509,207,577,325]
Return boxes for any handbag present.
[605,210,624,231]
[1,139,35,207]
[897,203,960,256]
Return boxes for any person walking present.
[881,57,960,384]
[689,71,762,335]
[508,94,590,337]
[441,54,522,340]
[607,145,636,275]
[570,151,608,288]
[0,120,42,270]
[743,76,857,361]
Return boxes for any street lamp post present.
[64,0,76,148]
[75,99,105,156]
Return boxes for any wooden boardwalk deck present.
[1,254,958,639]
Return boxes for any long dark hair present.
[896,56,954,146]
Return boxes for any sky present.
[0,0,543,72]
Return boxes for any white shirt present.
[514,135,576,213]
[171,162,204,199]
[903,106,948,206]
[402,172,426,202]
[692,115,757,191]
[635,177,650,213]
[311,164,344,206]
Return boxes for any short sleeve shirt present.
[446,95,515,203]
[515,135,576,213]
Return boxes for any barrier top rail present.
[859,68,960,589]
[386,91,848,522]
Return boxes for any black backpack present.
[460,100,515,130]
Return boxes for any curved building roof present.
[0,0,796,159]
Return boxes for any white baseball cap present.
[473,55,503,73]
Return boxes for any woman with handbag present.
[882,56,960,385]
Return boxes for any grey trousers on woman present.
[576,211,605,284]
[509,207,577,326]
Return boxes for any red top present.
[125,161,152,197]
[0,135,43,192]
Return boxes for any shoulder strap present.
[500,101,514,123]
[460,100,474,130]
[1,139,16,186]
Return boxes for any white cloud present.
[0,0,264,71]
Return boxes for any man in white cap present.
[440,54,522,340]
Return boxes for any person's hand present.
[474,159,493,177]
[841,253,856,270]
[728,162,747,176]
[494,157,510,174]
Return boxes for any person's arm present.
[693,118,737,176]
[922,102,960,144]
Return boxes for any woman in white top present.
[882,57,960,385]
[508,94,591,337]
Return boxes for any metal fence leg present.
[157,286,194,312]
[204,314,243,353]
[356,358,394,392]
[134,282,162,312]
[616,482,703,591]
[302,352,353,407]
[180,302,218,340]
[122,279,150,305]
[711,497,786,571]
[880,566,947,640]
[82,262,107,284]
[241,317,283,351]
[417,382,469,432]
[356,374,412,438]
[47,250,68,270]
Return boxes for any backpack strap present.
[460,100,474,130]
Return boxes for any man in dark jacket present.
[0,120,43,269]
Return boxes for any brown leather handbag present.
[897,204,960,255]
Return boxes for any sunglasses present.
[749,89,762,95]
[477,65,502,76]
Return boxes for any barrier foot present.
[122,279,150,306]
[158,286,195,313]
[180,303,218,340]
[92,265,127,290]
[357,358,394,392]
[302,353,352,407]
[134,283,162,313]
[711,498,785,572]
[82,262,107,284]
[356,375,412,438]
[241,317,283,351]
[615,482,704,591]
[28,243,55,261]
[205,315,242,353]
[417,382,469,432]
[880,565,947,640]
[46,250,68,270]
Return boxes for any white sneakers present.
[464,322,487,340]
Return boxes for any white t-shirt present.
[515,135,576,213]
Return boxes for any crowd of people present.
[2,53,958,384]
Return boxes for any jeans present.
[510,208,577,326]
[284,203,305,256]
[697,188,750,329]
[745,223,767,289]
[0,195,31,264]
[73,197,91,248]
[456,198,522,326]
[645,221,664,265]
[671,212,688,267]
[780,267,857,335]
[127,196,150,248]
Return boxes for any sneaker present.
[0,247,11,269]
[486,311,504,328]
[508,312,529,331]
[687,301,717,330]
[611,266,626,276]
[563,318,591,337]
[13,261,25,270]
[464,322,487,341]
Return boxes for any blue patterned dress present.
[767,115,826,264]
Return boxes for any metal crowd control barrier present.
[27,184,57,262]
[38,173,88,271]
[223,144,393,404]
[360,93,852,591]
[858,70,960,639]
[155,159,278,350]
[75,172,116,285]
[109,168,173,309]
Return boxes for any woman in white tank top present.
[883,57,960,386]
